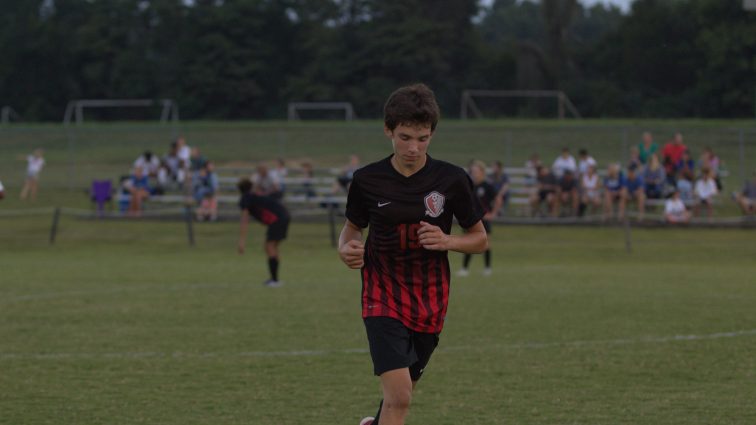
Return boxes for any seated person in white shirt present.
[552,147,577,179]
[665,190,690,224]
[694,167,718,218]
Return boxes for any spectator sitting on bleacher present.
[489,160,510,211]
[530,166,558,217]
[694,167,718,218]
[643,154,665,200]
[126,166,150,216]
[193,161,219,221]
[624,165,646,221]
[336,154,361,192]
[133,150,160,177]
[252,164,283,199]
[189,147,207,172]
[603,163,626,221]
[665,190,691,224]
[176,136,191,166]
[580,165,601,216]
[662,132,687,184]
[556,170,579,216]
[525,153,542,184]
[676,170,694,203]
[270,158,288,195]
[159,141,186,188]
[577,149,596,177]
[299,161,317,199]
[638,131,658,165]
[700,147,722,190]
[735,171,756,216]
[627,146,643,171]
[552,147,576,179]
[676,150,695,178]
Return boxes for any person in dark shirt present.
[556,170,579,216]
[529,165,558,217]
[338,84,487,425]
[237,178,290,287]
[458,160,501,277]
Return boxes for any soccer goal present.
[62,99,180,126]
[287,102,356,121]
[460,90,581,120]
[744,0,756,11]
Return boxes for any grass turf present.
[1,216,755,424]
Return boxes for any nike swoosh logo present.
[378,202,391,207]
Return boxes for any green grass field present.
[2,214,755,424]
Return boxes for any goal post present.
[460,90,581,120]
[62,99,180,126]
[1,106,21,124]
[744,0,756,11]
[287,102,356,121]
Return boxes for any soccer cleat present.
[456,268,469,277]
[482,267,492,276]
[359,417,375,425]
[264,279,283,288]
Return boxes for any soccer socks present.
[268,257,279,281]
[462,253,471,269]
[484,250,491,268]
[373,399,383,425]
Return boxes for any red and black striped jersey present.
[239,193,289,225]
[345,155,483,333]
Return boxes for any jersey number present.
[397,223,421,250]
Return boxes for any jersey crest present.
[424,191,445,218]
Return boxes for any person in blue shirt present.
[603,163,626,221]
[624,165,646,221]
[127,166,151,216]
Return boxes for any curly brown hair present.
[383,83,440,132]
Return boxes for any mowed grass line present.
[1,220,755,424]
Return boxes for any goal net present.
[63,99,180,125]
[287,102,356,121]
[460,90,581,120]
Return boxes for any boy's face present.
[385,123,433,169]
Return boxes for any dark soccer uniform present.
[345,155,483,334]
[239,193,290,241]
[474,181,497,233]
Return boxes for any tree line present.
[1,0,754,121]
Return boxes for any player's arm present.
[238,209,251,254]
[417,220,487,254]
[338,219,365,269]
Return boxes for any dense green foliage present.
[1,0,755,120]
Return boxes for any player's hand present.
[418,221,450,251]
[237,241,245,255]
[339,239,365,269]
[483,212,494,221]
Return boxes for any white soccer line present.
[2,329,755,361]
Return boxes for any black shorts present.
[266,217,289,241]
[364,316,439,381]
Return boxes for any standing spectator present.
[662,132,687,184]
[525,153,542,184]
[270,158,288,196]
[624,165,646,221]
[638,131,658,165]
[160,141,186,188]
[580,165,601,216]
[603,163,626,221]
[176,136,191,165]
[20,148,45,201]
[193,162,219,221]
[458,161,500,277]
[552,147,577,179]
[676,170,694,203]
[694,168,718,218]
[133,151,160,177]
[735,171,756,216]
[489,160,510,212]
[627,146,643,171]
[577,149,597,177]
[126,166,151,216]
[530,166,558,217]
[665,190,691,224]
[252,164,282,199]
[643,154,665,199]
[556,170,579,216]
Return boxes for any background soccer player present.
[457,159,501,277]
[338,84,488,425]
[237,178,290,287]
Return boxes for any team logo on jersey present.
[424,191,445,217]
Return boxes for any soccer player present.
[338,83,488,425]
[457,160,500,277]
[237,177,290,287]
